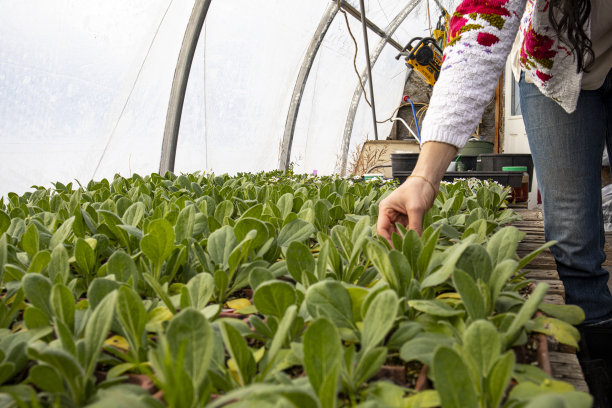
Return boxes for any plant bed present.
[0,172,592,407]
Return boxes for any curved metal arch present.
[339,0,422,175]
[278,3,338,171]
[160,0,212,174]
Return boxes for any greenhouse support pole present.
[358,0,379,141]
[339,0,421,175]
[160,0,212,174]
[279,3,338,171]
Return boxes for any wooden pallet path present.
[512,207,590,393]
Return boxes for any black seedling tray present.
[394,171,524,188]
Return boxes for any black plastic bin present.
[479,154,534,191]
[454,155,478,171]
[394,171,524,188]
[391,153,420,178]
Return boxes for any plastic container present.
[503,166,529,202]
[391,153,420,178]
[394,171,524,187]
[363,173,384,181]
[458,140,494,156]
[479,154,534,191]
[454,155,478,171]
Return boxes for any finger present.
[407,206,424,236]
[376,211,395,243]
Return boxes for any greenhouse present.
[1,0,611,406]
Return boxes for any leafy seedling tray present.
[395,171,524,188]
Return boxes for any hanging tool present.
[395,9,449,87]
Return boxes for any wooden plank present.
[536,280,565,298]
[523,269,560,280]
[548,352,590,393]
[544,294,565,305]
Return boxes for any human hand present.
[376,175,437,242]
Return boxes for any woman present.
[377,0,611,399]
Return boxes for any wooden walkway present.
[513,208,590,392]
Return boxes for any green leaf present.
[21,223,39,259]
[259,305,297,380]
[248,267,274,291]
[525,316,580,348]
[277,219,315,248]
[166,308,214,390]
[463,319,501,376]
[490,259,519,305]
[538,303,585,326]
[303,317,342,408]
[22,273,53,318]
[27,364,65,393]
[27,250,51,273]
[220,321,256,386]
[432,347,479,408]
[26,344,85,402]
[235,217,269,249]
[50,283,75,331]
[402,229,422,271]
[253,281,297,319]
[354,346,387,386]
[87,278,121,310]
[286,241,315,283]
[366,241,399,291]
[214,200,234,224]
[518,240,557,270]
[140,218,175,266]
[400,333,454,366]
[421,238,473,288]
[181,273,215,311]
[48,245,70,283]
[122,202,146,227]
[453,269,486,321]
[486,351,514,408]
[0,234,6,284]
[504,283,549,347]
[0,362,15,386]
[207,225,237,267]
[305,281,355,330]
[116,285,147,353]
[361,290,398,351]
[84,291,117,378]
[106,250,140,285]
[408,299,464,317]
[486,226,524,265]
[174,205,196,243]
[277,193,294,220]
[49,216,75,249]
[456,244,493,283]
[143,273,177,314]
[24,306,50,329]
[75,237,96,276]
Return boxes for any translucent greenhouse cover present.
[0,0,453,197]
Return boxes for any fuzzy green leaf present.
[253,280,297,319]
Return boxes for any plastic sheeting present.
[0,0,441,196]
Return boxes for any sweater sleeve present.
[420,0,528,148]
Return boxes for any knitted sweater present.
[421,0,584,149]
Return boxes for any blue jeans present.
[520,69,612,324]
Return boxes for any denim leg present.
[519,71,612,324]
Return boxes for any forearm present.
[411,142,458,189]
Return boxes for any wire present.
[92,0,175,179]
[426,0,433,37]
[335,0,425,138]
[336,0,373,108]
